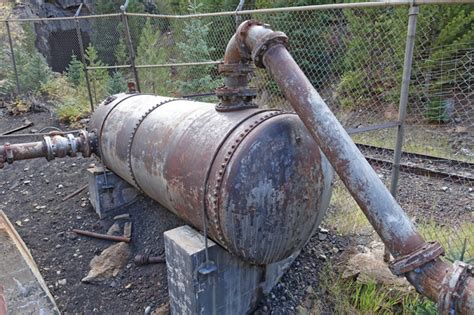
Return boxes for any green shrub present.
[107,71,127,94]
[66,54,84,87]
[174,1,222,97]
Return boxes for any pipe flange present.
[4,143,13,164]
[0,142,13,168]
[43,136,55,161]
[78,130,93,157]
[218,63,254,76]
[438,261,473,314]
[388,241,444,276]
[66,134,77,157]
[252,31,288,68]
[215,86,258,112]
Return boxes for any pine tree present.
[136,19,170,94]
[175,1,221,96]
[107,71,127,94]
[115,38,129,66]
[92,0,145,65]
[66,54,84,87]
[85,44,110,102]
[23,52,52,90]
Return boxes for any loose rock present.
[81,242,131,283]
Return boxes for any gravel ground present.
[1,109,471,314]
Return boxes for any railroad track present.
[357,144,474,185]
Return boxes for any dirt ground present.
[0,108,472,314]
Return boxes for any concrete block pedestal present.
[87,166,139,218]
[164,225,298,315]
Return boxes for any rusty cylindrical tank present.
[89,93,333,265]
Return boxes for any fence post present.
[390,5,419,197]
[120,9,141,92]
[5,20,20,96]
[74,4,94,111]
[385,5,419,263]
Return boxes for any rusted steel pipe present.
[134,254,165,265]
[0,131,94,168]
[226,20,473,313]
[72,229,131,243]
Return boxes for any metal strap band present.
[126,98,184,190]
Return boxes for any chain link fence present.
[0,2,472,263]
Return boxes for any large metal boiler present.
[89,94,333,265]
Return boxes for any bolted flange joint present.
[252,31,289,69]
[388,241,445,276]
[215,61,257,112]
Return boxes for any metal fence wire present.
[0,1,472,263]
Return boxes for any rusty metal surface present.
[438,262,474,314]
[229,20,473,311]
[389,241,444,276]
[89,97,333,264]
[134,254,165,265]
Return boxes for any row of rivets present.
[126,98,187,190]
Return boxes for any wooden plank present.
[0,211,59,314]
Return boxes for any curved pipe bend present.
[221,20,474,314]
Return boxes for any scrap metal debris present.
[61,184,88,202]
[72,229,131,243]
[1,119,33,135]
[134,254,165,266]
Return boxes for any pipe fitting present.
[438,262,474,314]
[389,241,444,276]
[0,131,96,167]
[251,31,288,68]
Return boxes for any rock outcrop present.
[13,1,94,72]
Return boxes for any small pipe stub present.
[389,241,445,276]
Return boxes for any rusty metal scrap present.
[134,254,165,265]
[72,229,131,243]
[220,19,474,314]
[61,184,88,202]
[1,120,33,135]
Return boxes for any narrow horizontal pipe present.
[1,13,120,23]
[124,0,471,19]
[136,61,222,68]
[87,64,131,70]
[346,121,401,135]
[1,0,470,23]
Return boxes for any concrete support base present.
[164,225,298,315]
[87,166,139,218]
